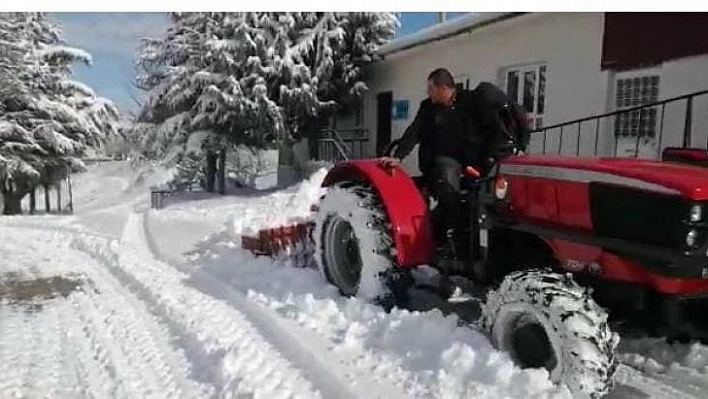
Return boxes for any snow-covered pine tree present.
[134,12,213,162]
[133,12,397,192]
[0,13,27,106]
[0,13,121,214]
[134,13,286,192]
[265,12,398,140]
[0,13,48,213]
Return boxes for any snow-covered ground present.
[1,160,708,398]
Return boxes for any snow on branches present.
[0,12,121,189]
[133,12,398,161]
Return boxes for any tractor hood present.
[499,155,708,201]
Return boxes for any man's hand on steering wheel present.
[378,156,401,169]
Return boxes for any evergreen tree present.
[133,12,398,191]
[0,13,121,214]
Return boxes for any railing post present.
[594,119,600,156]
[634,109,644,158]
[683,96,693,148]
[542,130,547,154]
[657,103,667,159]
[613,115,620,157]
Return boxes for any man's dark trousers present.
[427,156,463,240]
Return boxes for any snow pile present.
[232,167,329,236]
[165,175,573,398]
[181,228,571,398]
[130,162,178,191]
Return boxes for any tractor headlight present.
[687,229,699,247]
[690,205,702,222]
[495,177,509,200]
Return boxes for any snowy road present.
[2,161,708,398]
[0,227,209,398]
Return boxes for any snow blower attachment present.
[241,221,316,267]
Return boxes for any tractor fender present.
[322,160,434,267]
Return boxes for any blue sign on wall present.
[392,100,409,120]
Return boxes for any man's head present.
[427,68,456,105]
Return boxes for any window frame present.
[502,63,547,130]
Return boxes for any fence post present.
[683,96,693,148]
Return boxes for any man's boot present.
[434,228,466,298]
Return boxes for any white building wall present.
[358,12,708,172]
[655,54,708,150]
[363,13,611,174]
[603,54,708,158]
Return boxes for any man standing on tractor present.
[380,68,531,270]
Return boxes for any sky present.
[49,12,469,114]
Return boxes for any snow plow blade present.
[241,222,315,267]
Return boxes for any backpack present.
[473,82,532,153]
[499,100,532,152]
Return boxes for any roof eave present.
[377,12,527,58]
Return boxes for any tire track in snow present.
[0,304,34,396]
[11,215,708,399]
[66,271,202,398]
[62,294,121,398]
[141,211,415,399]
[618,338,708,399]
[0,300,96,398]
[613,364,699,399]
[0,227,208,399]
[24,302,75,397]
[72,213,323,399]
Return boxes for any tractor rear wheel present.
[481,269,619,399]
[314,181,408,308]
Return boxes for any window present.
[504,64,546,129]
[613,74,660,138]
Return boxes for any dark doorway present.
[376,91,393,156]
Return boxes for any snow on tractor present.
[242,140,708,398]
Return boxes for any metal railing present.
[316,128,369,162]
[532,89,708,158]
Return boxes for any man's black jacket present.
[392,82,530,175]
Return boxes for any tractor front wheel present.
[314,181,409,308]
[481,269,619,399]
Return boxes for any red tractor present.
[243,141,708,398]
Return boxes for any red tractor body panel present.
[501,154,708,200]
[663,147,708,167]
[497,154,708,295]
[322,160,435,267]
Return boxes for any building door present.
[376,91,393,156]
